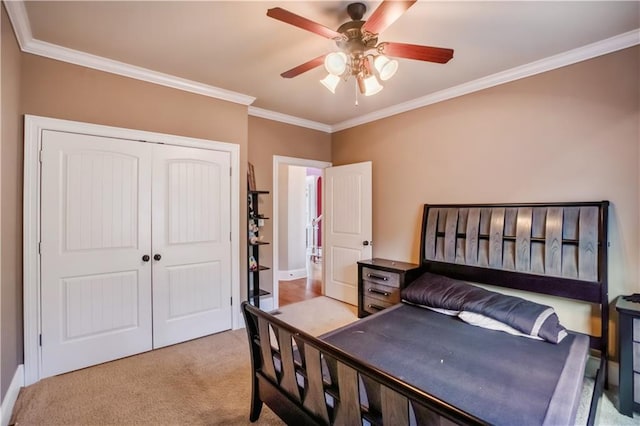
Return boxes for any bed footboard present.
[241,302,486,426]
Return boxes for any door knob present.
[363,241,370,246]
[142,255,150,262]
[154,254,162,261]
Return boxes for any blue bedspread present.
[321,303,588,426]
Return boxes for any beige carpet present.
[272,295,358,336]
[11,297,635,425]
[10,296,357,425]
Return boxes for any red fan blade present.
[361,0,417,35]
[380,42,454,64]
[267,7,342,39]
[281,55,326,78]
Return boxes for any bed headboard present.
[419,201,609,354]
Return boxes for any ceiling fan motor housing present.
[336,21,378,53]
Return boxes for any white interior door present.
[151,145,232,348]
[40,131,153,377]
[324,161,372,305]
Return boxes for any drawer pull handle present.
[368,288,389,296]
[368,304,385,311]
[367,273,388,281]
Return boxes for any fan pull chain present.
[354,79,359,106]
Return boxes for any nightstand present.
[616,296,640,416]
[357,258,421,318]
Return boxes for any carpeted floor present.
[10,296,356,425]
[10,296,639,425]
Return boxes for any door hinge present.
[38,242,42,255]
[39,334,42,346]
[39,150,43,163]
[230,297,233,306]
[230,167,232,177]
[230,232,232,242]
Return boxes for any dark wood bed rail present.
[242,301,488,426]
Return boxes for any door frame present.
[23,115,241,385]
[272,156,331,310]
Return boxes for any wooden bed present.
[242,201,609,425]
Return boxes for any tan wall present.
[1,4,24,400]
[332,46,640,351]
[248,116,331,295]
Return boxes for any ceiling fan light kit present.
[322,50,397,96]
[324,52,348,75]
[267,0,454,100]
[320,73,341,94]
[361,74,384,96]
[374,55,398,81]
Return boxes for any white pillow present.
[458,311,543,341]
[426,306,460,316]
[402,299,460,316]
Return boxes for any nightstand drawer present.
[363,281,400,304]
[635,373,640,404]
[358,259,421,318]
[362,267,400,288]
[634,342,640,372]
[634,318,640,342]
[363,295,394,314]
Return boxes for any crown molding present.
[3,0,255,106]
[248,107,332,133]
[5,0,638,133]
[23,39,256,105]
[3,0,30,50]
[331,29,640,132]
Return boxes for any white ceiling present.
[8,1,640,131]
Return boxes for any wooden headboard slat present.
[488,208,505,268]
[579,206,599,281]
[545,207,563,276]
[515,207,532,272]
[464,208,480,265]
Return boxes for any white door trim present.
[23,115,241,385]
[272,156,331,310]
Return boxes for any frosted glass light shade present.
[374,55,398,81]
[324,52,347,75]
[363,75,383,96]
[320,74,341,93]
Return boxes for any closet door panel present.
[40,131,153,378]
[152,145,232,348]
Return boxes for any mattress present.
[321,303,589,426]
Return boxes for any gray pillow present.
[401,272,568,343]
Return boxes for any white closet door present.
[151,145,232,348]
[40,131,153,378]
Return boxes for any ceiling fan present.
[267,0,454,97]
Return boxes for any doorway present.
[272,156,331,310]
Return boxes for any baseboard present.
[278,269,307,281]
[1,364,24,426]
[259,296,274,312]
